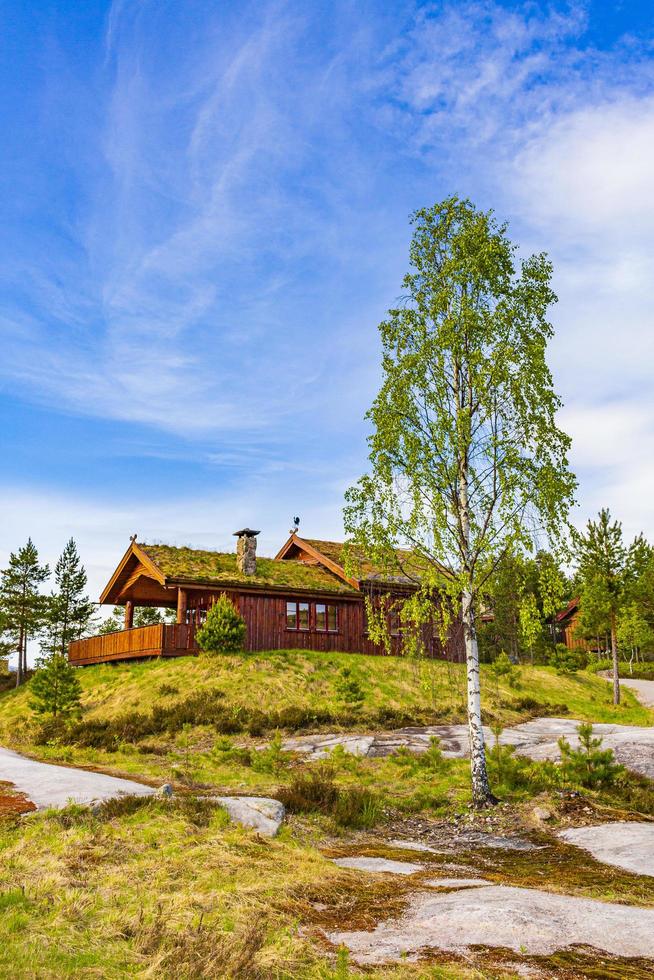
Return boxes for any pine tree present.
[572,510,642,705]
[29,653,82,718]
[42,539,96,659]
[0,539,50,686]
[196,593,246,654]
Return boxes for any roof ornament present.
[130,533,138,543]
[290,516,300,535]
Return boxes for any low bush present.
[491,651,520,688]
[550,644,586,673]
[277,766,383,828]
[390,736,447,774]
[249,732,292,774]
[334,667,364,707]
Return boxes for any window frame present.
[315,602,339,633]
[286,600,310,631]
[285,600,339,633]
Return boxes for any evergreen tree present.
[196,593,246,654]
[29,653,82,718]
[0,539,50,686]
[344,198,575,807]
[572,509,643,704]
[42,539,96,658]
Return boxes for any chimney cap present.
[233,528,260,537]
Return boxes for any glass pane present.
[286,601,297,629]
[327,606,338,631]
[299,602,309,629]
[315,604,326,631]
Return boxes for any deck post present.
[124,601,134,629]
[176,588,187,625]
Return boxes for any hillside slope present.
[1,650,651,737]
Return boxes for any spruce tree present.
[196,593,246,654]
[0,539,50,686]
[42,539,96,659]
[30,653,82,718]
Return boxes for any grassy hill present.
[1,651,654,978]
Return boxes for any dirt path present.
[0,746,156,810]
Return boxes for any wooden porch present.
[69,624,197,667]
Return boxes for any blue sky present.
[2,0,654,620]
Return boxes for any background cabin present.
[69,530,464,666]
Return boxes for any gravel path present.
[0,747,156,809]
[619,677,654,707]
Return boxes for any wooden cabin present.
[68,530,464,666]
[554,597,594,651]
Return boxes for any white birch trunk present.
[462,588,494,806]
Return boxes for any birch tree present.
[344,198,575,807]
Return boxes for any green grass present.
[1,651,653,977]
[0,799,493,979]
[1,650,651,733]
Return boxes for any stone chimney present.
[233,528,260,575]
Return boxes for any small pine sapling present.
[558,722,623,789]
[29,653,82,718]
[196,593,246,655]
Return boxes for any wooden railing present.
[69,623,198,666]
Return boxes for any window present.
[286,601,309,630]
[286,601,338,631]
[315,603,338,632]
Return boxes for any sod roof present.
[139,544,358,595]
[302,538,429,583]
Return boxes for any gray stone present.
[388,839,442,854]
[332,856,423,875]
[560,822,654,877]
[156,783,174,797]
[454,831,541,851]
[426,877,490,888]
[0,747,156,810]
[215,796,285,837]
[328,885,654,963]
[283,718,654,779]
[532,805,553,822]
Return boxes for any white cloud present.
[514,97,654,242]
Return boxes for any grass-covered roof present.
[302,538,428,583]
[140,544,357,595]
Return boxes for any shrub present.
[558,723,623,789]
[550,644,586,673]
[491,651,520,687]
[334,667,364,707]
[249,732,292,773]
[277,767,382,828]
[390,736,447,774]
[278,767,340,813]
[196,593,246,655]
[333,786,382,829]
